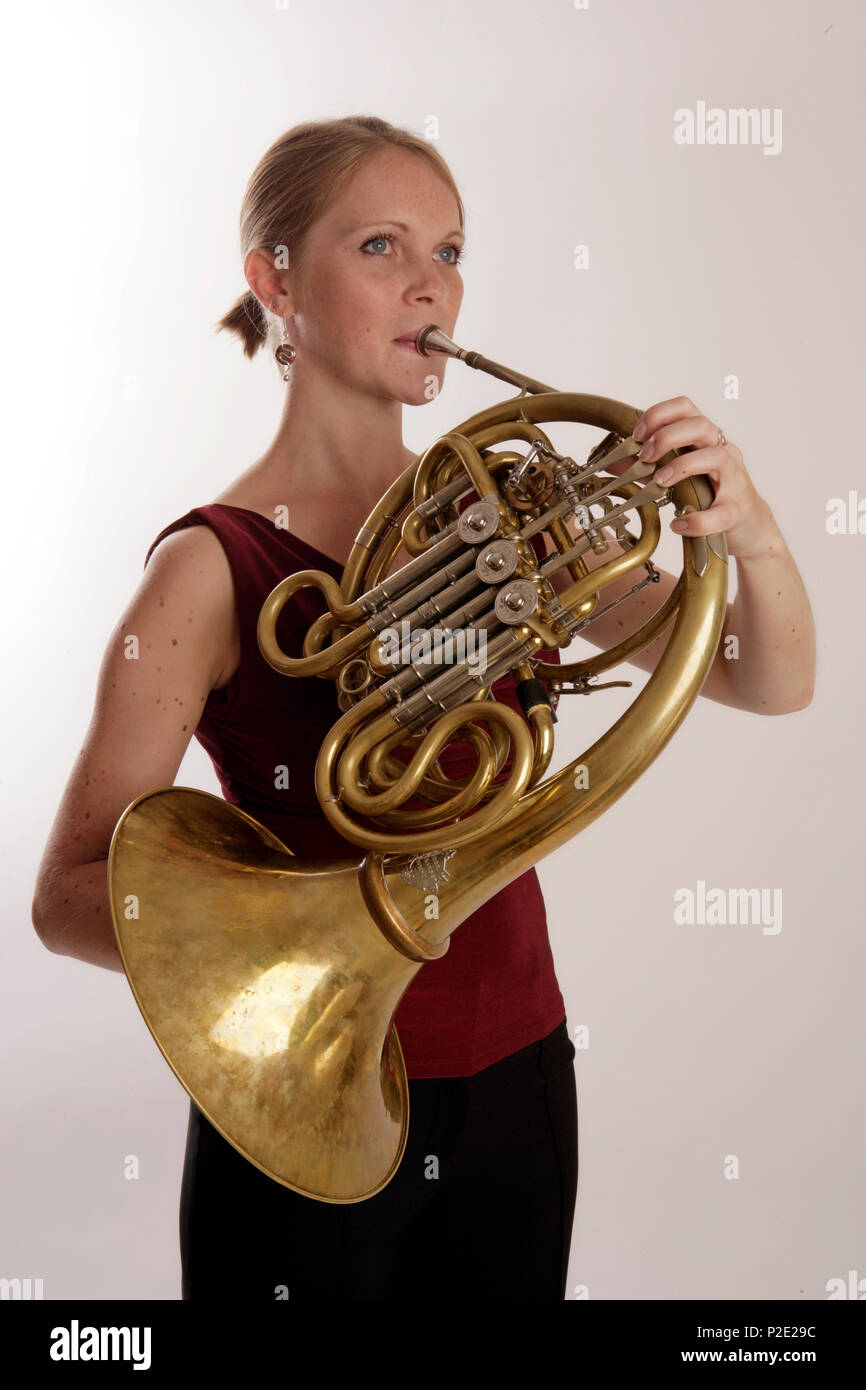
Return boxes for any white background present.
[3,0,863,1300]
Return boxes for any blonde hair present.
[216,115,465,362]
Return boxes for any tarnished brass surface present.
[108,790,415,1203]
[109,325,728,1201]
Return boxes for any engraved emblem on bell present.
[400,849,456,894]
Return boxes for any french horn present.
[108,325,728,1203]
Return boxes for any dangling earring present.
[274,314,296,381]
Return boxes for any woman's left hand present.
[630,397,774,559]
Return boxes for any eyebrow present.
[350,220,464,240]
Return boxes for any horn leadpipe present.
[416,325,558,396]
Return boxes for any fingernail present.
[655,464,673,482]
[671,518,687,531]
[633,420,647,443]
[637,438,654,460]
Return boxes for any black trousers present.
[179,1018,578,1301]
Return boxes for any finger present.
[632,396,701,444]
[651,442,728,485]
[636,414,720,462]
[670,503,734,536]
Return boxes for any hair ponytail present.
[216,289,268,360]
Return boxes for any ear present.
[243,248,298,320]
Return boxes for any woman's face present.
[284,147,465,407]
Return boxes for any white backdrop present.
[3,0,863,1301]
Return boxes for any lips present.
[393,332,422,353]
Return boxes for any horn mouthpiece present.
[416,325,462,358]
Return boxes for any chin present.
[406,363,446,406]
[404,375,432,400]
[400,382,440,408]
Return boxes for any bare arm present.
[31,526,237,971]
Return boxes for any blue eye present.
[362,234,393,255]
[360,231,465,266]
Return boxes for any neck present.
[250,359,416,517]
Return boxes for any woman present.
[31,115,815,1301]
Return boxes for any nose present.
[403,255,454,305]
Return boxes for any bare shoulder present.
[146,520,232,581]
[139,523,239,690]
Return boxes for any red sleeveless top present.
[144,503,566,1078]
